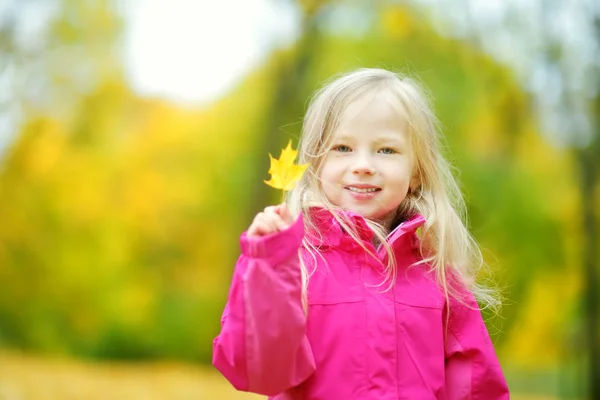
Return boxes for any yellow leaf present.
[264,140,308,191]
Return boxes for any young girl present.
[213,68,509,399]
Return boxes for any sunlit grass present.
[0,349,565,400]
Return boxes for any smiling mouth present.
[345,186,381,193]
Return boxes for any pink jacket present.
[213,208,509,399]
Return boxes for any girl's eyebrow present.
[373,133,406,146]
[332,132,407,146]
[331,133,355,142]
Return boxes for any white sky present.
[121,0,300,106]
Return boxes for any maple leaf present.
[264,140,308,191]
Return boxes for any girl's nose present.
[352,153,376,175]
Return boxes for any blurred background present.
[0,0,598,399]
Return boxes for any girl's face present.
[319,91,414,228]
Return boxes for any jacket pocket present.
[393,281,444,309]
[394,288,446,398]
[304,299,366,399]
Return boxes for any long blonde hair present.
[286,68,500,312]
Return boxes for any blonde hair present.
[286,68,500,313]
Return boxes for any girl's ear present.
[409,155,421,190]
[407,185,419,197]
[409,171,421,192]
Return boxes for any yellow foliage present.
[500,270,580,366]
[54,153,112,225]
[70,307,102,339]
[465,111,507,159]
[116,282,156,328]
[122,170,168,228]
[382,7,414,40]
[514,123,579,226]
[21,119,66,179]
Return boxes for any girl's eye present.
[379,148,396,154]
[332,145,351,153]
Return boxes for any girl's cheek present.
[330,159,347,170]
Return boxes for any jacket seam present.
[308,299,363,306]
[392,301,444,310]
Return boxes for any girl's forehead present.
[336,90,408,133]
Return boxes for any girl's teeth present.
[347,187,378,193]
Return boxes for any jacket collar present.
[304,207,425,251]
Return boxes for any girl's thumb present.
[278,203,294,225]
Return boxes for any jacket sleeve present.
[444,290,510,399]
[212,214,315,396]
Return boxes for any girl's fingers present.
[247,221,265,237]
[247,213,266,236]
[247,209,287,237]
[264,214,281,232]
[264,205,278,213]
[263,209,286,231]
[271,214,288,231]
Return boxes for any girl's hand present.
[247,203,294,237]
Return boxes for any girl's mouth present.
[345,187,380,193]
[344,185,382,200]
